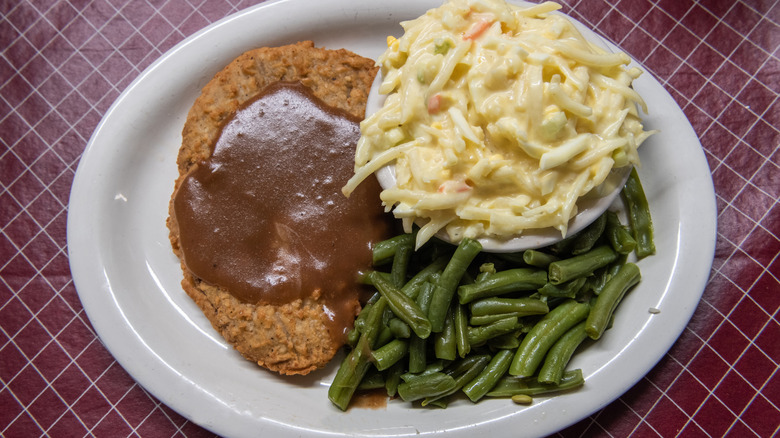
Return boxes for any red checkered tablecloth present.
[1,0,778,437]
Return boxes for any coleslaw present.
[343,0,655,249]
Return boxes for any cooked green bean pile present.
[328,169,654,410]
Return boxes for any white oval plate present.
[67,1,717,437]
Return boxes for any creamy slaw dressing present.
[344,0,655,249]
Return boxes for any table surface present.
[1,0,778,437]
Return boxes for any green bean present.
[462,349,514,402]
[486,369,584,397]
[605,210,636,255]
[458,268,548,304]
[349,301,377,341]
[589,253,628,295]
[401,360,446,381]
[467,317,522,346]
[388,318,411,339]
[571,212,607,255]
[397,372,457,402]
[375,325,394,348]
[422,355,490,406]
[328,298,387,410]
[364,298,388,347]
[434,308,457,360]
[454,303,470,358]
[369,272,431,339]
[548,245,617,285]
[509,299,590,377]
[611,253,628,275]
[590,271,609,294]
[416,281,435,314]
[372,233,414,265]
[346,326,360,348]
[546,232,578,255]
[400,255,449,300]
[372,339,409,371]
[538,321,588,385]
[426,399,449,408]
[407,336,427,374]
[469,313,523,326]
[353,302,373,334]
[390,237,414,288]
[357,270,377,285]
[328,347,372,410]
[487,331,522,349]
[537,277,587,298]
[473,272,489,283]
[361,252,441,297]
[523,249,560,268]
[385,361,404,397]
[585,263,641,340]
[429,238,482,332]
[358,369,386,390]
[409,282,435,373]
[445,354,492,378]
[622,167,655,258]
[469,297,549,317]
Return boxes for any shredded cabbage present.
[343,0,655,249]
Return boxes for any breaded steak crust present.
[167,41,378,375]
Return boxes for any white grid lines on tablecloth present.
[680,317,778,436]
[2,302,94,431]
[610,316,774,436]
[0,301,191,436]
[2,0,779,437]
[3,3,158,150]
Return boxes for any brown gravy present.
[173,81,391,340]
